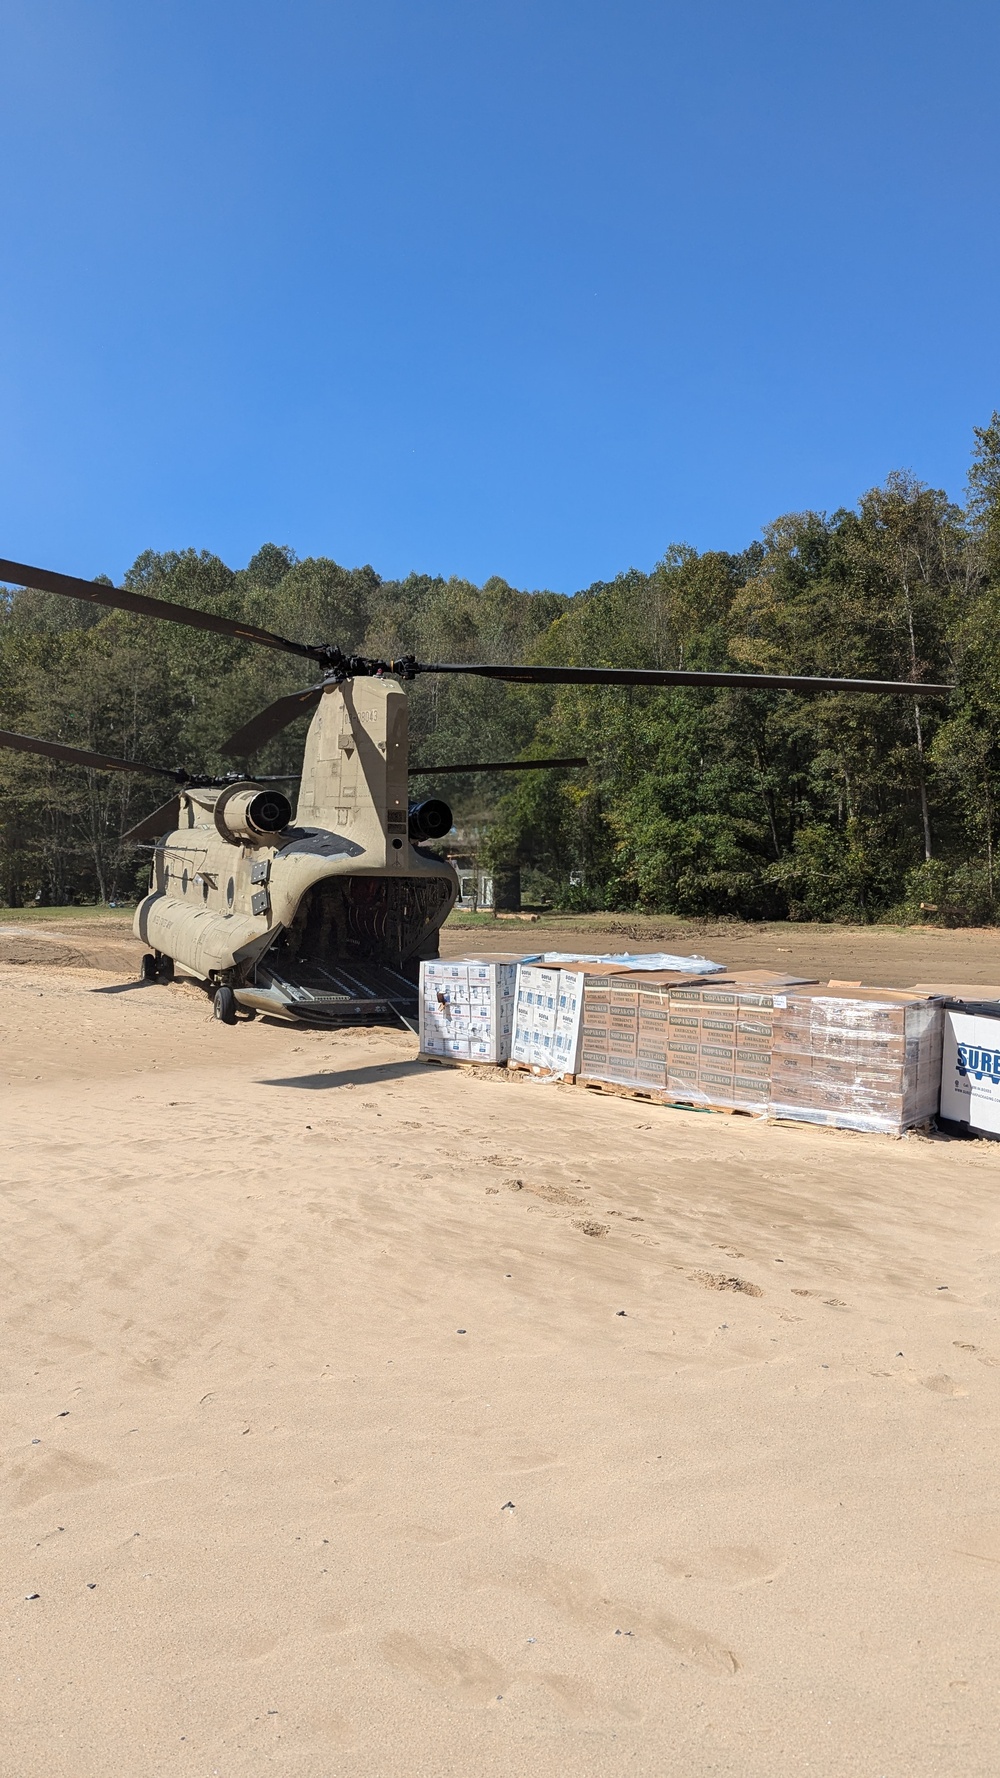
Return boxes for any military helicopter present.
[0,555,950,1027]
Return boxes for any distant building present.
[446,850,521,912]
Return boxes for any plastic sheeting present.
[540,951,723,973]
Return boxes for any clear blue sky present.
[1,0,997,594]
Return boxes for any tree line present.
[2,415,1000,922]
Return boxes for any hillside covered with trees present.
[3,416,1000,923]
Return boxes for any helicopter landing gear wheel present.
[157,954,174,982]
[139,953,158,982]
[213,985,237,1024]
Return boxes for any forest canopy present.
[3,415,1000,923]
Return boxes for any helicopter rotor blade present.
[407,663,952,696]
[408,756,588,775]
[0,557,328,663]
[219,684,327,757]
[121,796,184,843]
[0,728,184,779]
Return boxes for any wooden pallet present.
[574,1075,761,1116]
[418,1053,505,1072]
[506,1060,576,1083]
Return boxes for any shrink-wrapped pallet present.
[769,987,943,1134]
[575,969,816,1106]
[658,972,817,1112]
[577,970,716,1088]
[510,961,634,1077]
[419,954,533,1063]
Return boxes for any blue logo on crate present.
[956,1043,1000,1085]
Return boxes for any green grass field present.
[0,904,138,923]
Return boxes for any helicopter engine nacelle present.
[214,783,292,844]
[408,798,453,842]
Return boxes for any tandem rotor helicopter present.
[0,556,950,1028]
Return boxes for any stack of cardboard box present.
[423,957,945,1136]
[510,961,632,1077]
[660,971,815,1110]
[770,987,943,1133]
[578,971,707,1086]
[419,956,527,1063]
[578,971,815,1110]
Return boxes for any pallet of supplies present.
[657,972,818,1113]
[419,954,537,1064]
[509,960,633,1078]
[577,970,718,1091]
[770,986,943,1134]
[536,951,726,1084]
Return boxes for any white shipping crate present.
[419,958,521,1063]
[940,1006,1000,1135]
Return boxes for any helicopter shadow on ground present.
[89,979,154,995]
[257,1059,436,1091]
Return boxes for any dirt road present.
[4,906,1000,989]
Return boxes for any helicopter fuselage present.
[133,675,457,1020]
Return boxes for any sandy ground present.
[2,948,1000,1777]
[4,907,1000,989]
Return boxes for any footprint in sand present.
[921,1374,969,1397]
[4,1446,111,1510]
[300,1713,355,1747]
[498,1450,561,1474]
[381,1633,507,1705]
[692,1271,762,1298]
[232,1633,284,1662]
[497,1558,739,1677]
[519,1670,643,1725]
[954,1342,1000,1367]
[659,1546,784,1586]
[525,1183,586,1206]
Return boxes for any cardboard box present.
[510,960,636,1076]
[911,982,1000,1001]
[420,956,525,1063]
[767,987,942,1132]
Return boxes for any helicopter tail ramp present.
[234,956,419,1027]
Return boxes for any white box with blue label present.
[419,955,530,1063]
[939,1002,1000,1136]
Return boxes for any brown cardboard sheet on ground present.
[712,970,820,986]
[910,982,1000,1000]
